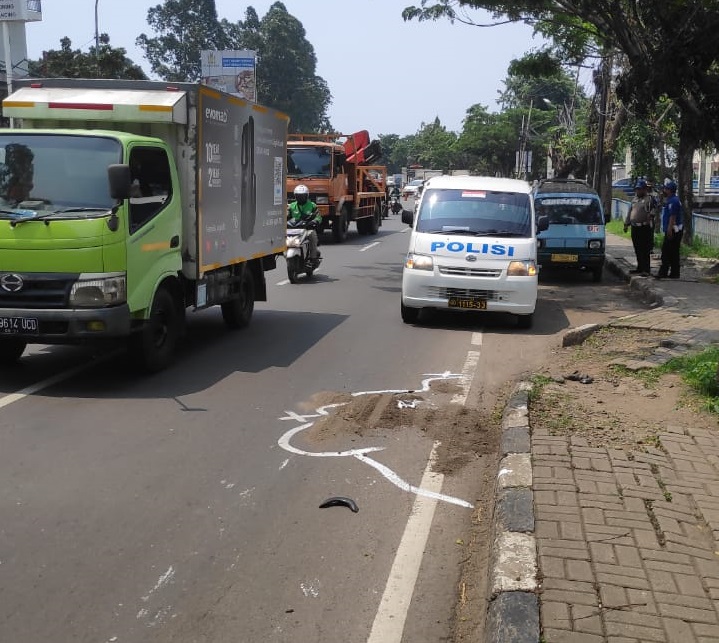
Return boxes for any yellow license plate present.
[448,298,487,310]
[551,253,579,262]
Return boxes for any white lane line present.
[401,226,412,233]
[359,241,381,252]
[471,332,483,346]
[366,441,444,643]
[0,351,119,410]
[276,279,290,286]
[450,350,480,406]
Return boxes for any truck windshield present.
[535,197,603,225]
[416,188,532,237]
[0,134,121,215]
[287,146,331,178]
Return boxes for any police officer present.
[656,180,683,279]
[623,178,656,275]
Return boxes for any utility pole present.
[94,0,100,57]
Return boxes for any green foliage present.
[137,1,332,133]
[27,36,147,80]
[662,347,719,413]
[137,0,227,82]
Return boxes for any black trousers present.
[630,225,653,273]
[659,230,683,277]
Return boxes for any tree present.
[28,36,147,80]
[403,1,719,240]
[456,104,518,176]
[411,117,458,171]
[138,1,332,132]
[137,0,227,82]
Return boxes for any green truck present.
[0,79,289,371]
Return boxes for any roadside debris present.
[319,497,359,513]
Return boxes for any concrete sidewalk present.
[487,234,719,643]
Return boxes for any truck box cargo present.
[0,78,289,371]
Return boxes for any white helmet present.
[294,184,310,196]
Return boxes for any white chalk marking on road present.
[279,458,289,470]
[359,241,381,252]
[471,332,483,346]
[300,579,321,598]
[277,372,472,508]
[450,350,480,406]
[0,351,120,410]
[366,441,445,643]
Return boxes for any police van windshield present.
[535,197,603,225]
[416,188,532,237]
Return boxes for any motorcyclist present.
[288,184,322,260]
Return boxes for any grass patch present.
[607,218,719,259]
[660,346,719,413]
[529,374,554,401]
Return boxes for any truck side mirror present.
[402,210,414,225]
[108,164,132,200]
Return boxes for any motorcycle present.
[389,194,402,215]
[285,218,322,283]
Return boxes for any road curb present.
[604,253,676,308]
[485,381,538,643]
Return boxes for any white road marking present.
[359,241,381,252]
[276,279,290,286]
[366,442,444,643]
[279,458,289,470]
[450,350,480,406]
[471,332,483,346]
[0,351,120,410]
[277,372,472,508]
[401,226,412,233]
[141,566,175,602]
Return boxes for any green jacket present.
[288,199,322,224]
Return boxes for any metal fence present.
[611,199,719,248]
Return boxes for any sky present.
[22,0,543,137]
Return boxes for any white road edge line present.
[366,441,444,643]
[471,332,483,346]
[0,351,120,410]
[359,241,381,252]
[450,349,480,405]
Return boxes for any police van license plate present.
[448,297,487,310]
[551,253,578,262]
[0,316,39,334]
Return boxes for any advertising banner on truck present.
[197,86,287,274]
[201,50,257,102]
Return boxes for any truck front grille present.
[0,273,78,309]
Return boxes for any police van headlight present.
[507,260,538,277]
[70,273,127,307]
[588,239,603,249]
[405,253,434,271]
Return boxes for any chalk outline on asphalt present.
[277,371,474,509]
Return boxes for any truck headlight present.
[70,274,127,307]
[588,239,603,249]
[405,253,434,271]
[507,260,538,277]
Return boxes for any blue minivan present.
[533,179,605,282]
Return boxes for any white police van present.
[401,175,546,328]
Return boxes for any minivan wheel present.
[401,302,420,324]
[0,338,27,364]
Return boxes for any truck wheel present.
[401,302,420,324]
[356,217,369,235]
[131,287,181,372]
[0,338,27,364]
[369,204,380,235]
[286,256,301,284]
[332,207,349,243]
[516,313,534,329]
[222,270,255,328]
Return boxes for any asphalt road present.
[0,215,645,643]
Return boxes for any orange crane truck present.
[286,130,387,242]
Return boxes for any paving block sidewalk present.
[534,426,719,643]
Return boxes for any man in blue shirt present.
[656,180,683,279]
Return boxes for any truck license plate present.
[448,297,487,310]
[551,253,579,262]
[0,316,39,334]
